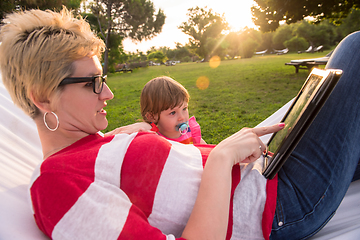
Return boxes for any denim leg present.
[270,31,360,240]
[352,162,360,181]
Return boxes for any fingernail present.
[278,123,285,128]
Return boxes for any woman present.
[0,8,358,240]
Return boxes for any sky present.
[122,0,257,53]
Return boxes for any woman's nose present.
[100,83,114,100]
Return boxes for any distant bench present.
[115,67,133,73]
[285,55,330,73]
[285,61,327,73]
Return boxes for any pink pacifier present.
[176,122,189,135]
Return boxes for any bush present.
[284,36,308,52]
[272,25,293,49]
[240,39,259,58]
[181,56,191,62]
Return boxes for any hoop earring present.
[43,112,59,131]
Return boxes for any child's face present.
[157,101,189,139]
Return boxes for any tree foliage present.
[237,28,260,58]
[338,8,360,36]
[222,28,261,59]
[292,20,338,50]
[272,24,293,49]
[257,32,274,52]
[178,7,228,60]
[284,36,308,52]
[166,43,193,62]
[252,0,360,32]
[225,32,241,59]
[147,50,166,63]
[0,0,82,21]
[90,0,165,74]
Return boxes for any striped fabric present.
[30,132,277,240]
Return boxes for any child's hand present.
[105,122,153,136]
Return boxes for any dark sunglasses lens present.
[94,76,104,94]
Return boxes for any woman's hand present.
[182,123,284,240]
[211,123,285,166]
[104,122,153,136]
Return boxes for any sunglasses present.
[58,75,107,94]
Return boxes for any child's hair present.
[141,76,190,124]
[0,7,105,118]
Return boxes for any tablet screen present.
[267,73,323,155]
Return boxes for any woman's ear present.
[29,91,51,113]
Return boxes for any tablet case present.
[263,68,343,179]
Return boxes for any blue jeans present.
[270,31,360,240]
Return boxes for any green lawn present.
[105,51,328,144]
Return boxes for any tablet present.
[263,68,343,179]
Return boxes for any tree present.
[106,34,126,72]
[205,35,229,59]
[257,31,274,52]
[178,7,229,61]
[237,28,260,58]
[252,0,360,32]
[147,51,167,64]
[284,36,308,52]
[173,43,196,62]
[240,38,258,58]
[294,20,337,50]
[338,8,360,37]
[91,0,165,74]
[225,32,241,59]
[272,24,293,49]
[0,0,82,21]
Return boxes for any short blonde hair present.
[0,7,105,118]
[140,76,190,124]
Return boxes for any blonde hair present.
[140,76,190,124]
[0,7,105,118]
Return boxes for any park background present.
[1,0,359,143]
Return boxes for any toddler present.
[140,76,206,144]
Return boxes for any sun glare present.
[209,0,256,31]
[209,56,221,68]
[196,76,210,90]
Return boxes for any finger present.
[258,141,266,154]
[105,127,126,136]
[242,154,260,164]
[252,123,285,137]
[242,143,265,164]
[138,128,149,133]
[254,142,265,158]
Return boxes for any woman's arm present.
[181,123,284,240]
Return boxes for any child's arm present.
[104,122,153,136]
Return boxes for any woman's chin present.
[95,120,108,133]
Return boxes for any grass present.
[105,51,328,144]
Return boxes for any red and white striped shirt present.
[30,132,277,240]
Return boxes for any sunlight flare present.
[209,55,221,69]
[196,76,210,90]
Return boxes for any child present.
[140,76,206,144]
